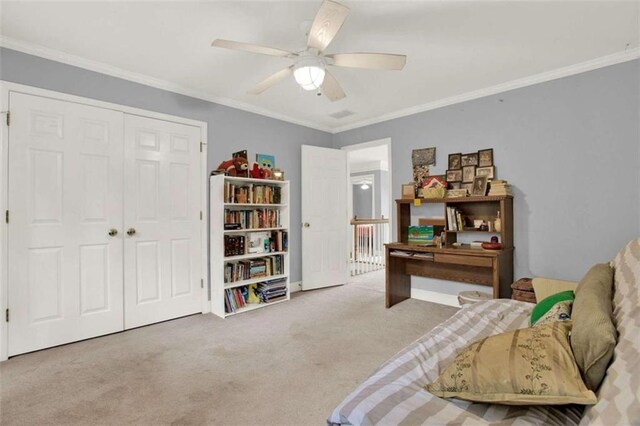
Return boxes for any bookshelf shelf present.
[223,227,287,234]
[210,175,290,318]
[224,274,288,290]
[223,251,288,261]
[224,203,287,208]
[223,298,289,317]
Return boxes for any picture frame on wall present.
[462,165,476,183]
[412,147,436,167]
[446,169,462,182]
[471,175,489,196]
[476,166,495,179]
[448,153,462,170]
[461,153,479,167]
[462,182,473,193]
[478,148,494,167]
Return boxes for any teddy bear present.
[216,156,249,177]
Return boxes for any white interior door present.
[123,115,202,328]
[7,92,124,356]
[301,145,348,290]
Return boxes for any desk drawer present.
[434,253,492,268]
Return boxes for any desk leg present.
[386,248,411,308]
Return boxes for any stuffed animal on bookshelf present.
[249,163,272,179]
[247,284,260,304]
[217,156,249,177]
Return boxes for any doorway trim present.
[0,81,209,361]
[341,137,392,228]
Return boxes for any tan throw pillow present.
[571,263,617,390]
[426,321,596,405]
[532,277,578,302]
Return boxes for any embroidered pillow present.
[425,321,597,405]
[530,290,575,326]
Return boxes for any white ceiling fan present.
[211,0,407,102]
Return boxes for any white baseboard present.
[290,281,302,293]
[411,288,460,308]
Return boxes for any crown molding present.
[1,35,637,135]
[0,36,333,133]
[331,47,640,133]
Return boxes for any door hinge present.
[200,210,203,220]
[5,111,10,127]
[201,279,204,289]
[5,309,8,322]
[5,210,8,224]
[200,141,203,153]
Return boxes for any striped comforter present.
[327,299,584,425]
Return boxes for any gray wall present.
[0,47,333,285]
[352,184,373,218]
[350,169,389,219]
[334,60,640,295]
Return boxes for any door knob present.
[303,222,310,228]
[108,228,118,237]
[127,228,137,236]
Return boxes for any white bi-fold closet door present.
[7,92,203,356]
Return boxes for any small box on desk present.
[408,226,434,244]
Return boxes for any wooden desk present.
[385,243,513,308]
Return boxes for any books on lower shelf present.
[256,278,288,303]
[488,180,513,196]
[224,277,288,313]
[224,182,281,204]
[224,254,285,283]
[224,208,281,229]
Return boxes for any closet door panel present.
[123,115,202,328]
[7,93,124,356]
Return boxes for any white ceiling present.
[1,1,638,132]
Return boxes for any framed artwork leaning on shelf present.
[472,175,489,196]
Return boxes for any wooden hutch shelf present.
[385,195,514,309]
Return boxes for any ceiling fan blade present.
[307,0,350,53]
[321,70,346,102]
[327,53,407,70]
[212,39,296,58]
[247,66,294,95]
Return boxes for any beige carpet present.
[0,271,458,425]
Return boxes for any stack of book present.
[224,286,248,313]
[256,278,287,303]
[224,183,282,204]
[446,206,465,231]
[224,254,285,283]
[270,230,288,252]
[224,208,281,229]
[488,180,513,196]
[224,260,250,283]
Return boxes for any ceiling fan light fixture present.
[294,56,326,90]
[360,183,370,190]
[294,65,325,91]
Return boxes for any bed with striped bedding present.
[327,299,584,425]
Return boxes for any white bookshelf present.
[210,175,290,318]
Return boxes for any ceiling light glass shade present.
[360,183,370,190]
[294,65,325,91]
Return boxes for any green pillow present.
[530,290,575,326]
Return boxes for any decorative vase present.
[494,212,502,233]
